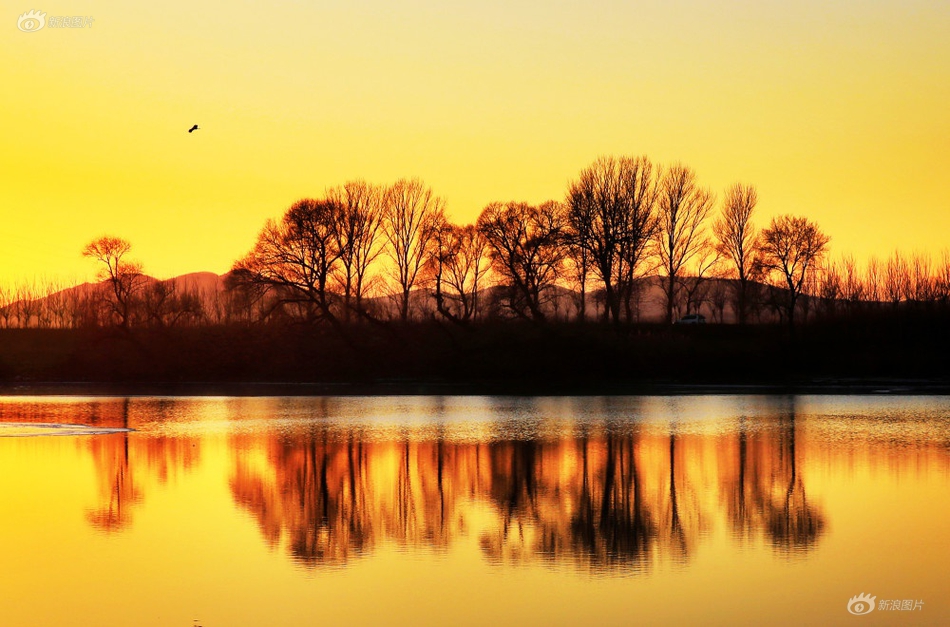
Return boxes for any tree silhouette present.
[383,179,445,321]
[141,280,205,328]
[713,183,759,324]
[477,201,567,322]
[679,244,723,317]
[232,198,343,323]
[758,215,830,330]
[654,165,716,324]
[563,234,592,321]
[566,156,658,324]
[882,250,910,307]
[326,181,386,321]
[430,220,491,322]
[82,236,144,328]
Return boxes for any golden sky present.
[2,0,948,287]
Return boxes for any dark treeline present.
[2,309,949,388]
[1,155,949,386]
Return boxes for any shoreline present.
[2,378,949,397]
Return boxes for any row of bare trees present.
[228,157,835,328]
[3,155,949,330]
[0,237,243,329]
[230,179,446,324]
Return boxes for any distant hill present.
[7,272,226,308]
[2,271,789,327]
[161,272,227,298]
[357,275,741,324]
[0,272,230,327]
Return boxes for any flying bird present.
[188,124,199,133]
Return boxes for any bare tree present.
[909,252,935,304]
[679,245,723,318]
[938,250,950,305]
[0,284,10,328]
[477,201,567,322]
[12,281,40,328]
[839,254,864,313]
[654,164,716,323]
[563,240,591,322]
[40,279,73,328]
[142,280,205,328]
[713,184,759,324]
[82,236,145,328]
[327,181,386,320]
[865,256,883,304]
[382,179,445,321]
[882,250,910,307]
[231,198,342,323]
[566,155,658,324]
[758,215,830,331]
[430,220,491,323]
[816,259,842,318]
[708,273,729,323]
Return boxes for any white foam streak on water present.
[0,422,134,437]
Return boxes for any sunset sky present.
[2,0,948,287]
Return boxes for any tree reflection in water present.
[228,407,827,572]
[0,396,831,566]
[0,398,202,533]
[719,398,824,556]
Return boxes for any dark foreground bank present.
[1,315,949,395]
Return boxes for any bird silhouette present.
[188,124,199,133]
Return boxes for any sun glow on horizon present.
[2,0,949,288]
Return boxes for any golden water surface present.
[0,395,947,626]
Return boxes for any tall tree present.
[430,220,491,323]
[327,180,385,320]
[383,179,445,321]
[566,155,658,324]
[654,165,716,323]
[477,201,566,322]
[713,183,759,324]
[82,236,144,328]
[758,215,830,330]
[882,250,910,307]
[231,198,342,323]
[563,238,591,322]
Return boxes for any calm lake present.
[0,395,947,626]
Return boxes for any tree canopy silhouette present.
[82,236,143,328]
[231,198,343,323]
[477,201,567,322]
[567,156,658,324]
[759,215,830,330]
[714,183,759,324]
[655,165,716,324]
[382,179,445,322]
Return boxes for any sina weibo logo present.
[847,593,876,616]
[17,9,47,31]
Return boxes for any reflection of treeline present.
[0,399,200,532]
[228,424,825,571]
[3,155,950,331]
[85,428,201,531]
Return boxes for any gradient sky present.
[2,0,948,287]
